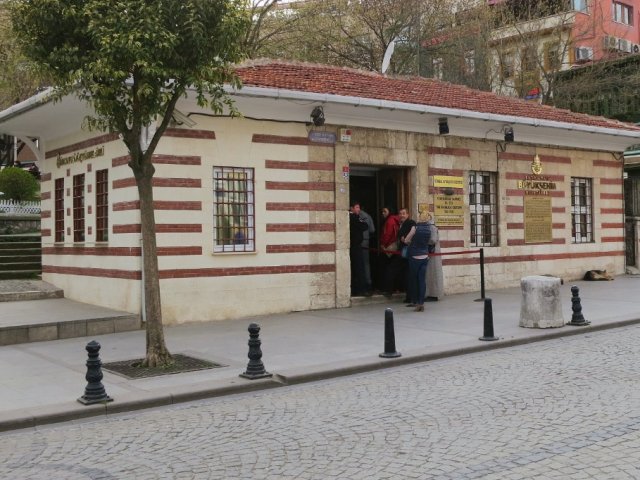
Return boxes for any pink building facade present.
[571,0,640,63]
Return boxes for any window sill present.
[212,250,258,256]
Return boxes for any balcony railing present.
[0,200,41,215]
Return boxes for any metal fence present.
[0,200,41,215]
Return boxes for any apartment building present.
[489,0,640,99]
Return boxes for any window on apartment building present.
[612,1,633,25]
[571,177,593,243]
[521,46,538,74]
[464,50,476,75]
[72,173,85,242]
[572,0,588,12]
[545,42,562,71]
[54,178,64,242]
[500,51,515,80]
[213,166,255,252]
[469,171,498,247]
[95,169,108,242]
[432,57,444,80]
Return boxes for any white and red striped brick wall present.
[38,118,625,323]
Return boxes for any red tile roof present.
[235,60,640,132]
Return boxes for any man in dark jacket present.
[349,202,370,296]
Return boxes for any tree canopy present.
[0,166,39,201]
[12,0,249,142]
[0,3,46,110]
[11,0,250,367]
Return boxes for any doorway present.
[350,166,412,223]
[349,166,412,294]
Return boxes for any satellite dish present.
[381,38,397,74]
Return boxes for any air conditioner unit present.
[618,38,632,53]
[603,35,618,50]
[575,46,593,61]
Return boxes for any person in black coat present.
[349,201,370,296]
[387,207,415,301]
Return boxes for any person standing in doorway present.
[349,202,370,297]
[359,207,375,294]
[380,206,400,297]
[397,207,416,303]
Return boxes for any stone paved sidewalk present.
[0,275,639,432]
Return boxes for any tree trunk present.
[135,166,172,367]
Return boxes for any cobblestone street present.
[3,325,640,479]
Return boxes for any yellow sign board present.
[434,195,463,215]
[434,194,464,227]
[433,175,464,189]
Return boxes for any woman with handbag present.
[380,207,399,298]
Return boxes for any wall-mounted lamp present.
[310,106,325,126]
[504,126,514,143]
[438,118,449,135]
[171,109,197,128]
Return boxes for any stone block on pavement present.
[519,275,564,328]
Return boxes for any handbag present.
[401,245,409,258]
[383,241,398,258]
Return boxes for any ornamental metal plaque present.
[524,195,552,243]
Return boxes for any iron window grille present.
[72,173,85,243]
[54,178,64,242]
[571,177,593,243]
[469,171,498,247]
[213,166,255,252]
[95,169,108,242]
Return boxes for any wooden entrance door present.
[378,168,411,216]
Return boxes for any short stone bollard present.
[519,275,564,328]
[78,340,113,405]
[379,308,401,358]
[240,323,272,380]
[479,298,498,341]
[567,285,590,326]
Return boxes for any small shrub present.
[0,167,39,201]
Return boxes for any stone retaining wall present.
[0,215,40,234]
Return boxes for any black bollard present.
[479,298,499,341]
[78,340,113,405]
[379,308,401,358]
[567,285,590,326]
[240,323,272,379]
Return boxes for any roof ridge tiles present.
[234,59,640,133]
